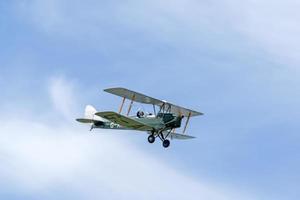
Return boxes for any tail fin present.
[84,105,97,119]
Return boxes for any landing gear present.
[162,139,170,148]
[148,131,171,148]
[148,134,155,143]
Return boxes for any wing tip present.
[190,111,204,117]
[104,87,126,92]
[182,135,196,139]
[197,112,204,116]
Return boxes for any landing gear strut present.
[158,131,171,148]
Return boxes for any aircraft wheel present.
[162,139,170,148]
[148,135,155,143]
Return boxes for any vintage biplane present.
[76,87,203,148]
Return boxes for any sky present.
[0,0,299,199]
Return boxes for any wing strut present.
[127,94,135,116]
[118,97,126,114]
[183,112,191,134]
[153,104,157,115]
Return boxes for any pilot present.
[137,110,145,118]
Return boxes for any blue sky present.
[0,1,299,199]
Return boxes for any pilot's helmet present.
[137,111,145,118]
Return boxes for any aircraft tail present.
[76,105,108,123]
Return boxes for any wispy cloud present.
[49,76,78,120]
[15,0,300,67]
[224,0,300,67]
[14,0,236,49]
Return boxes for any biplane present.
[76,87,203,148]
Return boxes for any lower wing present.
[95,111,154,131]
[162,131,196,140]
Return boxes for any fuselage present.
[92,112,183,132]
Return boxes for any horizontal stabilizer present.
[76,118,97,123]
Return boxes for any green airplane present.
[76,87,203,148]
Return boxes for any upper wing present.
[104,87,203,117]
[95,111,154,131]
[162,131,196,140]
[166,102,203,117]
[104,87,162,105]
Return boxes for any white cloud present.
[0,76,252,199]
[0,118,252,200]
[49,76,77,120]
